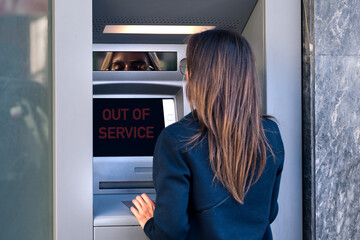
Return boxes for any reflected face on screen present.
[108,52,154,71]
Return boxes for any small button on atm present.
[92,45,190,240]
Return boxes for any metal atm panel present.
[93,44,188,240]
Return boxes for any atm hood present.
[93,0,258,44]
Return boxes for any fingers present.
[130,206,140,218]
[136,195,147,209]
[133,194,155,211]
[141,193,155,210]
[132,198,143,214]
[131,194,155,217]
[130,195,155,229]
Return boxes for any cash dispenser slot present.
[99,181,154,189]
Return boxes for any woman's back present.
[130,29,285,240]
[144,113,284,240]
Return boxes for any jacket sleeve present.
[144,129,191,240]
[268,120,285,224]
[269,153,284,224]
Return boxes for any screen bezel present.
[92,44,186,82]
[93,51,178,71]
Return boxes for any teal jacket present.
[144,113,284,240]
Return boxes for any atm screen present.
[93,98,176,157]
[93,52,177,71]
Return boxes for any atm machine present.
[92,1,265,239]
[92,1,262,239]
[90,0,302,239]
[51,0,301,238]
[92,44,190,239]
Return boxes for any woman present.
[130,29,284,240]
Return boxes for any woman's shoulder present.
[162,112,199,139]
[262,116,279,132]
[154,112,201,153]
[261,116,285,154]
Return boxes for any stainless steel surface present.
[93,193,154,239]
[92,43,189,240]
[50,0,302,239]
[242,0,266,114]
[54,0,93,239]
[93,194,156,227]
[93,157,154,195]
[265,0,302,238]
[94,226,148,240]
[93,0,258,44]
[93,44,186,81]
[93,94,178,195]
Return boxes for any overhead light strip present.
[103,25,216,34]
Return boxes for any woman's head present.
[185,29,269,203]
[185,29,259,120]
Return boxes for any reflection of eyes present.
[107,61,154,71]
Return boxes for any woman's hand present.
[130,193,155,229]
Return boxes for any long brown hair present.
[186,29,270,204]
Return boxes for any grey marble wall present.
[303,0,360,239]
